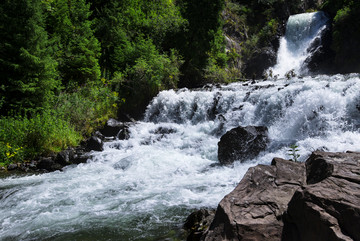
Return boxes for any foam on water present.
[1,74,360,240]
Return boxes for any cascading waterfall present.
[1,12,360,241]
[268,11,329,77]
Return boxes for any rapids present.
[1,11,360,241]
[2,74,360,240]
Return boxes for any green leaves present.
[47,0,101,87]
[0,0,59,114]
[288,144,300,162]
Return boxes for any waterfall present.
[1,74,360,240]
[269,11,329,78]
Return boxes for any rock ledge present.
[186,151,360,241]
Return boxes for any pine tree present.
[91,0,185,79]
[46,0,100,88]
[0,0,59,114]
[176,0,225,87]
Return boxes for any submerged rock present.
[184,209,216,241]
[217,126,269,165]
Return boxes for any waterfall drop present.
[269,11,330,78]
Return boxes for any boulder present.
[85,135,104,152]
[203,158,305,241]
[71,149,91,164]
[100,118,130,140]
[54,148,75,166]
[7,163,18,171]
[283,151,360,241]
[217,126,269,165]
[184,209,216,241]
[37,157,63,171]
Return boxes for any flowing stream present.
[1,12,360,241]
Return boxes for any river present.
[1,11,360,241]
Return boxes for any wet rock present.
[283,151,360,241]
[71,149,91,164]
[7,163,18,171]
[304,17,334,75]
[203,158,305,240]
[55,148,75,166]
[217,126,269,164]
[85,136,104,152]
[37,157,63,171]
[100,118,130,140]
[154,127,177,135]
[243,48,277,79]
[184,209,216,241]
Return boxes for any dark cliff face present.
[321,1,360,74]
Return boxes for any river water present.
[2,11,360,241]
[2,74,360,240]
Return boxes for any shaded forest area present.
[1,0,359,166]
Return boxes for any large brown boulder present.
[283,151,360,241]
[217,126,269,165]
[197,151,360,241]
[203,158,305,240]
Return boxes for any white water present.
[1,12,359,240]
[2,74,360,240]
[269,11,329,77]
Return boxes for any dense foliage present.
[0,0,59,114]
[1,0,359,167]
[0,0,226,167]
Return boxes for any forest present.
[1,0,359,167]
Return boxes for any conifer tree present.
[46,0,100,88]
[0,0,59,114]
[176,0,225,87]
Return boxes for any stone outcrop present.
[99,118,131,140]
[217,126,269,165]
[203,158,305,240]
[243,48,277,79]
[194,151,360,241]
[85,135,104,152]
[283,151,360,241]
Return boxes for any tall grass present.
[0,83,118,167]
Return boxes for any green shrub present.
[0,80,118,166]
[0,110,81,164]
[54,81,118,136]
[113,41,183,116]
